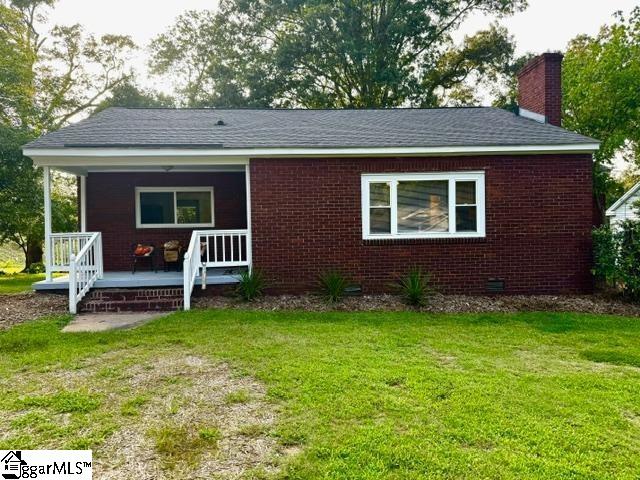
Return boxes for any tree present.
[149,9,275,107]
[0,0,136,268]
[150,0,526,108]
[0,126,76,267]
[94,81,174,113]
[563,7,640,210]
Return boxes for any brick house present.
[24,53,599,313]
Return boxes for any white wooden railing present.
[69,232,103,314]
[49,233,96,272]
[183,229,251,310]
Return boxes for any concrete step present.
[79,288,184,313]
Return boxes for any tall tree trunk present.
[24,238,43,270]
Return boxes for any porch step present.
[79,288,184,313]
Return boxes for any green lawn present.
[1,310,639,478]
[0,273,44,294]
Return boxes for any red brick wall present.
[250,155,594,295]
[87,172,246,271]
[517,52,563,126]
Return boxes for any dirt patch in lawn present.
[0,292,67,329]
[2,350,287,479]
[94,354,284,480]
[194,293,640,317]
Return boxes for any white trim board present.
[24,143,600,167]
[606,181,640,216]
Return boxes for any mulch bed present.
[194,293,640,317]
[2,292,639,332]
[0,292,67,330]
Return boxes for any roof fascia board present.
[24,144,600,166]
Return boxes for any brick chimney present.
[517,52,563,127]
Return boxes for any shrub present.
[318,270,349,303]
[592,225,619,285]
[24,262,45,274]
[593,220,640,300]
[397,267,432,307]
[618,220,640,300]
[235,269,266,301]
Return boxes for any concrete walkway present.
[63,312,167,333]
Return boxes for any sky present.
[43,0,637,172]
[44,0,639,94]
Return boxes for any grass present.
[0,272,45,294]
[224,389,251,404]
[0,243,50,293]
[1,310,640,478]
[149,423,221,469]
[0,243,23,274]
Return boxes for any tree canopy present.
[563,7,640,207]
[0,0,136,267]
[150,0,526,108]
[94,80,175,112]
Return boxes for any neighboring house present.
[606,182,640,228]
[23,52,600,313]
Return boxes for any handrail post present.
[69,254,77,314]
[183,252,191,311]
[96,233,103,278]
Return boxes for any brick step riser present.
[85,288,184,302]
[79,299,183,313]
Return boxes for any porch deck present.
[33,267,244,291]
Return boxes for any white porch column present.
[79,175,87,232]
[244,163,252,272]
[43,166,52,281]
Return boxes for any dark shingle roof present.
[24,107,598,150]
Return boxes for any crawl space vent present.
[486,278,505,293]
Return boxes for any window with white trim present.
[135,187,214,228]
[361,172,485,239]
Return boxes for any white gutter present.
[23,143,600,166]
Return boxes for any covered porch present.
[33,266,246,290]
[30,156,252,313]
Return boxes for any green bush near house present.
[593,220,640,299]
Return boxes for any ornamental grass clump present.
[235,269,266,302]
[397,267,432,307]
[318,270,349,303]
